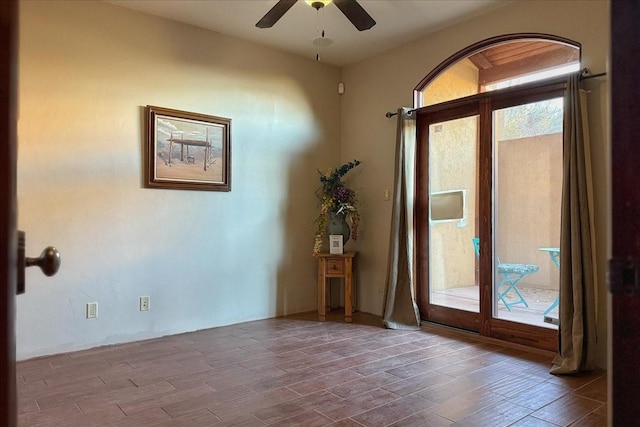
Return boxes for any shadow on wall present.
[275,150,322,318]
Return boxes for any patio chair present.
[544,296,559,316]
[543,251,560,315]
[472,237,539,311]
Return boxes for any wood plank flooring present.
[16,311,607,426]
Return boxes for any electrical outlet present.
[139,296,150,312]
[86,302,98,319]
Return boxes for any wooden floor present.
[16,311,607,426]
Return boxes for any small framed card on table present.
[329,235,344,254]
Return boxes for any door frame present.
[415,100,484,333]
[1,0,19,426]
[610,1,640,423]
[415,79,565,352]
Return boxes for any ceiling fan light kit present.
[313,37,334,46]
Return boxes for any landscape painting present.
[145,106,231,191]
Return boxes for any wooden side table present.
[315,252,357,322]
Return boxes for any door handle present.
[17,230,61,295]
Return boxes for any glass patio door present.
[492,98,562,328]
[417,104,482,332]
[429,114,480,319]
[417,82,566,351]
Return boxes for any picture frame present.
[145,105,231,191]
[329,235,344,254]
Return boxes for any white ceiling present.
[107,0,510,67]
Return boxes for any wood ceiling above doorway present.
[469,41,580,86]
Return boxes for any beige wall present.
[497,133,563,289]
[423,59,480,106]
[342,0,609,368]
[17,1,341,359]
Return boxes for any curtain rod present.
[580,69,607,81]
[385,109,415,118]
[385,70,607,118]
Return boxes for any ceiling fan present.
[256,0,376,32]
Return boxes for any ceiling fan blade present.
[256,0,297,28]
[334,0,376,31]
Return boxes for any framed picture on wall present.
[145,105,231,191]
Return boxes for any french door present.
[416,81,565,351]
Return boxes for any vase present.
[327,211,351,245]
